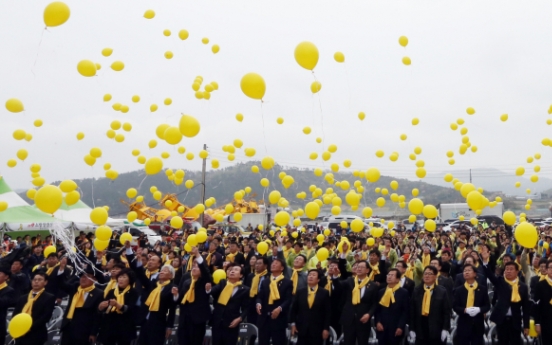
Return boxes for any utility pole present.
[199,144,207,226]
[469,169,472,183]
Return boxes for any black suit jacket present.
[338,277,379,325]
[13,290,56,344]
[143,282,177,331]
[530,275,540,300]
[228,252,246,266]
[401,277,415,297]
[371,259,388,287]
[210,279,250,328]
[0,286,16,339]
[374,287,409,333]
[437,275,454,306]
[8,272,30,299]
[410,284,451,339]
[531,279,552,328]
[99,287,139,342]
[59,278,103,339]
[256,274,293,330]
[481,263,530,329]
[290,286,331,337]
[452,282,490,335]
[454,272,488,289]
[43,266,71,299]
[177,259,212,324]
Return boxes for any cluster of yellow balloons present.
[192,76,219,100]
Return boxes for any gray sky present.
[2,1,552,191]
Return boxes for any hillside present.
[20,162,466,217]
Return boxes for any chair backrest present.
[237,323,258,345]
[44,330,61,345]
[488,324,497,345]
[47,306,64,330]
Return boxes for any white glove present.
[441,330,449,342]
[409,331,416,342]
[469,307,481,317]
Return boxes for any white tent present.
[54,199,125,231]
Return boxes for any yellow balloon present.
[408,198,424,215]
[261,156,275,170]
[76,132,85,140]
[164,127,183,145]
[179,29,189,40]
[65,190,80,206]
[212,44,220,54]
[77,60,96,77]
[294,41,319,70]
[8,313,32,339]
[179,115,201,138]
[398,36,408,47]
[111,61,125,71]
[16,149,28,161]
[334,52,345,63]
[213,269,226,284]
[143,9,155,18]
[235,113,244,122]
[145,157,163,175]
[515,222,538,248]
[310,81,322,93]
[35,185,63,214]
[240,73,266,100]
[366,167,381,183]
[5,98,24,113]
[402,56,411,65]
[43,2,71,27]
[358,112,366,121]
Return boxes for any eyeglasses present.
[423,272,435,276]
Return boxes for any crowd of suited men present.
[0,229,551,345]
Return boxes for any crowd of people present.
[0,219,550,345]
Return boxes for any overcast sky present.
[2,1,552,192]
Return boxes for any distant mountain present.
[19,161,466,217]
[426,168,552,196]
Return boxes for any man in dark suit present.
[337,258,379,345]
[453,256,488,289]
[244,256,269,325]
[529,258,547,300]
[173,246,212,345]
[209,263,250,345]
[395,261,415,297]
[480,252,530,345]
[430,258,454,306]
[9,259,30,299]
[375,268,409,345]
[285,254,308,295]
[203,241,223,273]
[368,249,388,286]
[290,269,331,345]
[57,259,104,345]
[325,259,345,337]
[409,266,451,345]
[532,260,552,344]
[13,272,56,345]
[226,241,245,266]
[255,257,292,345]
[37,252,71,304]
[452,264,490,345]
[0,266,16,341]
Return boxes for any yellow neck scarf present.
[250,270,267,297]
[46,263,60,276]
[145,280,170,312]
[435,272,441,285]
[186,257,194,272]
[111,285,130,313]
[405,265,414,280]
[464,281,478,308]
[206,251,215,266]
[291,269,301,294]
[67,285,96,319]
[0,282,6,290]
[505,278,521,303]
[545,277,552,305]
[369,262,380,281]
[226,252,236,263]
[269,275,284,305]
[379,284,400,307]
[218,281,242,305]
[22,289,45,315]
[104,279,118,297]
[304,248,313,259]
[181,278,197,304]
[145,269,159,279]
[352,277,369,305]
[422,284,434,316]
[120,255,130,268]
[101,256,107,267]
[162,253,169,263]
[308,285,318,308]
[422,254,431,268]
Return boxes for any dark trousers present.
[61,332,89,345]
[416,316,444,345]
[297,334,324,345]
[376,330,403,345]
[496,317,522,345]
[178,321,206,345]
[343,320,371,345]
[258,319,287,345]
[542,327,552,345]
[212,324,240,345]
[103,340,132,345]
[455,324,484,345]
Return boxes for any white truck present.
[227,213,268,229]
[438,202,504,221]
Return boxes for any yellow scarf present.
[405,265,415,280]
[352,277,369,305]
[186,257,194,272]
[226,252,236,263]
[111,285,130,314]
[540,273,547,281]
[22,289,45,315]
[46,263,60,276]
[464,281,478,308]
[101,256,107,267]
[181,278,197,304]
[545,277,552,305]
[250,270,267,297]
[218,281,241,305]
[422,284,434,316]
[325,275,338,296]
[145,280,170,312]
[379,284,400,307]
[435,272,441,285]
[422,254,431,268]
[456,248,466,261]
[308,285,317,308]
[505,278,521,303]
[104,279,118,297]
[120,255,130,268]
[162,253,170,263]
[368,262,380,281]
[145,269,159,279]
[269,275,284,305]
[67,285,96,319]
[206,251,216,266]
[291,269,302,294]
[0,282,6,291]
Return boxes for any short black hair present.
[227,263,244,276]
[462,264,476,274]
[47,252,58,259]
[32,271,48,281]
[539,258,548,266]
[356,261,372,273]
[307,269,322,280]
[272,258,286,269]
[369,249,381,257]
[504,261,519,271]
[117,268,136,286]
[388,268,402,279]
[395,261,407,269]
[295,254,307,264]
[423,266,438,275]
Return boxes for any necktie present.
[22,289,45,314]
[145,280,170,311]
[67,285,96,319]
[182,278,197,304]
[505,278,521,302]
[308,286,317,308]
[352,277,369,305]
[422,284,434,316]
[269,275,284,305]
[464,282,478,308]
[218,281,242,305]
[379,284,400,307]
[250,270,267,297]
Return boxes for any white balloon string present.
[30,28,48,78]
[260,102,268,154]
[91,178,95,208]
[312,72,326,153]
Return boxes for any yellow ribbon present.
[67,285,96,319]
[464,281,478,308]
[22,289,45,315]
[269,275,284,305]
[181,278,197,304]
[379,284,400,307]
[250,270,267,297]
[218,281,241,305]
[505,278,521,303]
[145,280,170,312]
[422,284,434,316]
[308,285,317,308]
[352,277,369,305]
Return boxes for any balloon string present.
[91,178,96,208]
[260,102,268,154]
[312,72,327,158]
[137,175,148,191]
[31,28,48,78]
